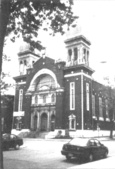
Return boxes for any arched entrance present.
[51,115,55,131]
[41,113,48,131]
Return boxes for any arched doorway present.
[51,115,55,131]
[41,113,47,131]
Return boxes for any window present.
[20,61,23,64]
[74,47,78,61]
[68,49,72,61]
[35,95,38,104]
[36,75,55,91]
[86,83,89,111]
[24,60,27,65]
[105,99,109,119]
[43,95,46,103]
[83,48,86,62]
[31,95,35,105]
[69,114,76,130]
[70,82,75,110]
[18,89,23,111]
[32,61,35,65]
[92,95,95,117]
[20,61,23,75]
[51,93,55,103]
[99,97,103,118]
[24,60,27,74]
[87,51,89,60]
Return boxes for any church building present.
[13,34,115,137]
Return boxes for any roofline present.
[13,74,27,80]
[64,35,91,46]
[18,50,40,58]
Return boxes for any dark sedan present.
[61,138,108,162]
[2,133,23,150]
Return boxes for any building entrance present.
[41,113,47,131]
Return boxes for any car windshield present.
[69,138,89,146]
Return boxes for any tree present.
[0,0,78,168]
[108,87,115,139]
[0,54,13,94]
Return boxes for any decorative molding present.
[92,116,97,120]
[17,81,26,85]
[28,68,60,92]
[64,72,92,79]
[106,118,110,122]
[99,117,104,121]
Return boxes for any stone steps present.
[38,132,49,139]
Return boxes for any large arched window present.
[36,75,55,91]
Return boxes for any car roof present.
[69,138,89,146]
[68,138,101,146]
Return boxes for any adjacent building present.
[1,95,14,133]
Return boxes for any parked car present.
[61,138,108,162]
[2,133,23,150]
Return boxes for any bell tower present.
[18,42,40,75]
[63,34,94,131]
[65,35,90,68]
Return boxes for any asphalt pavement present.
[67,136,115,169]
[3,136,115,169]
[68,155,115,169]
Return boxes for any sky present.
[3,0,115,87]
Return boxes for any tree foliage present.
[2,0,78,51]
[0,1,78,168]
[0,54,13,94]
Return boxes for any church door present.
[41,113,47,131]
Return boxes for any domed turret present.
[18,42,40,76]
[18,42,34,55]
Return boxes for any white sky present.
[3,0,115,86]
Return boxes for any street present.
[3,138,115,169]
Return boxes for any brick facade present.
[13,35,115,133]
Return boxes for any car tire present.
[88,153,94,162]
[104,151,108,158]
[66,155,71,161]
[15,144,20,150]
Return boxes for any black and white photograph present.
[1,0,115,169]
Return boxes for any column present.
[31,112,34,129]
[37,112,40,129]
[47,111,50,131]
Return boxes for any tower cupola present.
[18,42,40,75]
[65,35,91,67]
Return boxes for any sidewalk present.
[68,156,115,169]
[23,135,115,141]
